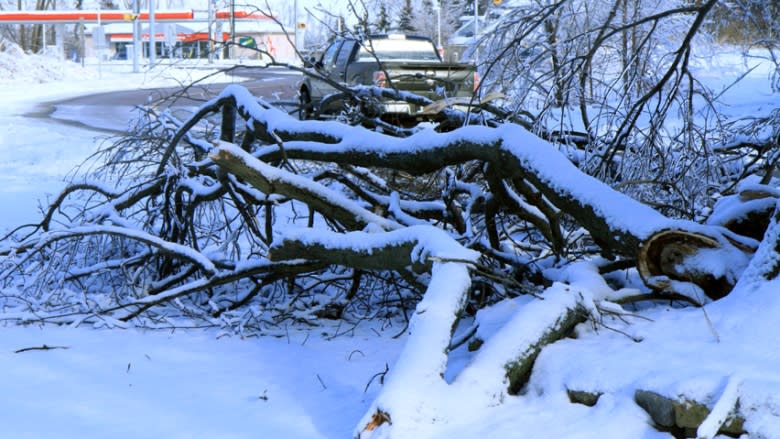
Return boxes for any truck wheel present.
[299,88,313,120]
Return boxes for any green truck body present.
[299,34,477,121]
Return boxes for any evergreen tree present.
[376,3,390,33]
[457,0,490,16]
[99,0,119,9]
[398,0,416,33]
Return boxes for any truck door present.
[332,39,357,84]
[310,40,342,99]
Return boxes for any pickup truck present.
[298,34,478,124]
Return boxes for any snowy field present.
[2,47,780,439]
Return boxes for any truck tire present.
[299,88,313,120]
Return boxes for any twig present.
[316,373,327,390]
[348,349,365,361]
[14,344,69,354]
[448,323,479,352]
[364,363,389,393]
[701,305,720,343]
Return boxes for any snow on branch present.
[243,104,669,257]
[186,85,663,259]
[112,259,325,322]
[209,141,400,232]
[266,226,479,436]
[200,83,760,298]
[270,225,480,271]
[9,225,218,277]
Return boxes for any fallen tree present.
[0,78,776,436]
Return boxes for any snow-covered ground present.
[0,50,265,226]
[3,45,780,438]
[0,325,402,439]
[0,51,404,438]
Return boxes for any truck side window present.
[333,40,357,82]
[321,41,342,71]
[335,40,357,70]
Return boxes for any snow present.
[0,44,97,85]
[453,283,582,403]
[274,226,480,265]
[697,374,742,439]
[0,325,402,439]
[2,41,780,439]
[357,260,473,438]
[0,52,243,228]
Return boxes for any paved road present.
[28,67,301,134]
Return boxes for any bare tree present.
[479,0,742,222]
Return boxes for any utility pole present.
[97,3,102,79]
[17,0,24,52]
[293,0,298,51]
[79,17,84,67]
[230,0,235,59]
[132,0,140,72]
[54,0,64,60]
[434,0,441,56]
[474,0,479,39]
[207,0,213,63]
[473,0,479,63]
[149,0,156,68]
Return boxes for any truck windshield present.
[358,38,440,62]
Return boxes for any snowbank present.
[0,39,98,85]
[0,41,245,228]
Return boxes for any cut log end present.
[637,229,734,300]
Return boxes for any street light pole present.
[97,2,102,78]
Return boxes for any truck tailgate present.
[384,62,475,97]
